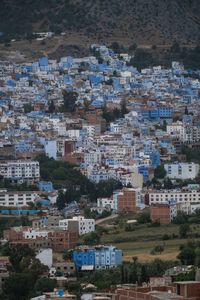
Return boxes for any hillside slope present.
[0,0,200,45]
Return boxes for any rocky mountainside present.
[0,0,200,45]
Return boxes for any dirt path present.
[96,214,118,225]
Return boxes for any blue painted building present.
[182,114,193,124]
[158,107,173,118]
[15,139,33,153]
[138,165,150,182]
[73,246,123,271]
[150,152,161,168]
[73,249,95,271]
[88,75,103,86]
[39,57,49,67]
[94,246,123,270]
[38,181,53,192]
[139,107,173,120]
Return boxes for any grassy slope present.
[100,215,200,262]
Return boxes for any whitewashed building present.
[164,162,199,180]
[0,190,40,207]
[59,216,95,235]
[0,160,40,182]
[149,189,200,205]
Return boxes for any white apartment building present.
[88,168,115,183]
[97,192,118,211]
[59,216,95,235]
[23,229,48,239]
[0,160,40,182]
[0,190,40,207]
[149,189,200,205]
[110,122,124,134]
[84,151,102,166]
[176,202,200,215]
[164,162,199,180]
[167,122,186,141]
[83,124,101,137]
[167,122,200,143]
[103,145,133,163]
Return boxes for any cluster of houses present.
[0,44,200,219]
[1,44,200,297]
[0,45,199,187]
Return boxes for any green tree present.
[3,273,35,300]
[63,249,73,261]
[163,178,173,189]
[129,43,137,52]
[56,190,66,210]
[128,49,156,71]
[175,268,195,281]
[48,100,56,113]
[195,248,200,267]
[24,103,33,113]
[34,278,57,294]
[173,211,188,224]
[8,244,35,272]
[120,100,128,116]
[95,179,122,198]
[83,231,101,245]
[62,91,78,113]
[151,245,164,255]
[179,223,190,239]
[137,212,151,224]
[110,42,121,54]
[185,106,189,115]
[154,165,166,179]
[177,245,196,265]
[66,282,81,293]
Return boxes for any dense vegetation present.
[0,244,53,300]
[0,217,31,238]
[76,259,178,289]
[37,155,122,209]
[0,0,200,46]
[128,44,200,71]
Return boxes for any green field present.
[99,215,200,262]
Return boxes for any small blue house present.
[38,181,53,192]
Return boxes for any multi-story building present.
[94,246,123,270]
[73,248,95,271]
[50,262,76,276]
[167,121,186,141]
[73,245,123,271]
[150,204,175,224]
[97,187,145,212]
[116,282,200,300]
[0,160,40,182]
[48,230,78,252]
[59,216,95,235]
[5,228,78,252]
[32,215,61,229]
[164,162,199,180]
[118,188,142,213]
[84,151,102,166]
[0,190,40,207]
[88,168,114,183]
[149,188,200,205]
[23,229,49,239]
[97,192,118,211]
[167,122,200,143]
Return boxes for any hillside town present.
[0,44,200,299]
